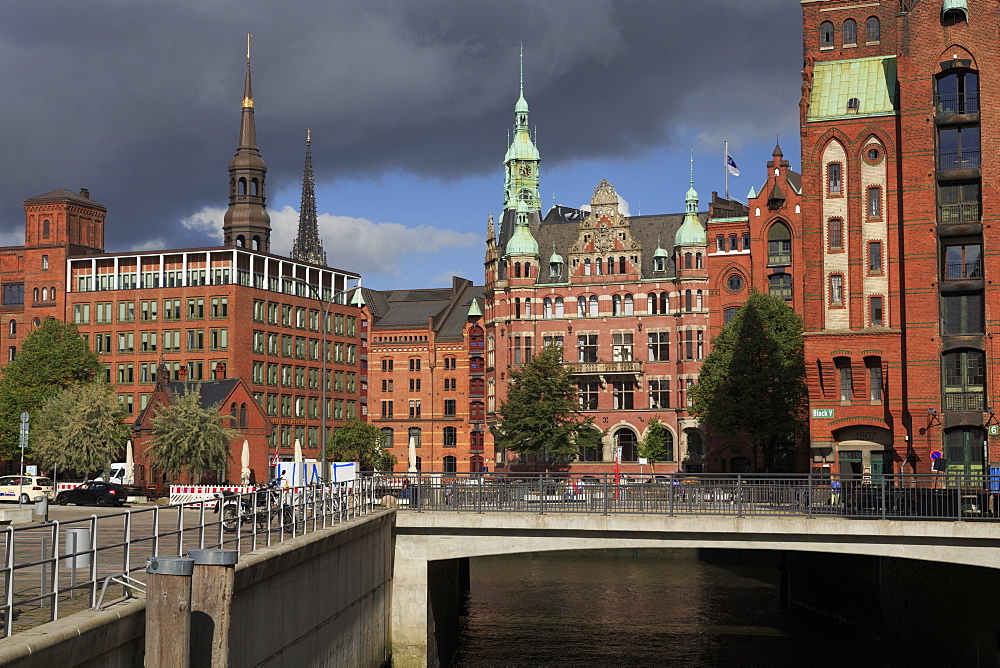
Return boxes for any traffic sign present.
[19,412,28,423]
[930,450,943,460]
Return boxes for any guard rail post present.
[145,555,194,668]
[189,548,238,667]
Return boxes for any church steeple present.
[503,44,540,213]
[223,35,271,253]
[291,129,327,266]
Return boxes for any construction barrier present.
[169,485,253,507]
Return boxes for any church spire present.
[223,35,271,253]
[291,129,327,266]
[503,44,540,213]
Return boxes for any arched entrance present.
[614,428,638,462]
[834,426,894,477]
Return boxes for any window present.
[73,303,91,324]
[866,357,883,404]
[612,294,621,316]
[769,274,792,301]
[820,20,834,47]
[870,296,884,326]
[717,235,725,252]
[381,401,394,418]
[648,331,669,362]
[869,241,883,273]
[942,293,984,335]
[444,399,456,417]
[865,16,879,42]
[381,359,393,372]
[827,163,841,194]
[742,233,750,250]
[836,357,853,403]
[443,455,457,472]
[443,357,457,370]
[684,290,692,311]
[42,220,50,238]
[938,182,981,224]
[943,242,982,279]
[443,428,457,448]
[828,219,843,251]
[649,379,670,409]
[542,335,563,349]
[724,307,739,324]
[577,381,599,410]
[409,400,421,418]
[937,70,979,115]
[1,283,23,307]
[41,255,49,271]
[408,427,422,447]
[589,295,598,317]
[767,222,791,265]
[577,296,587,317]
[554,297,564,318]
[943,349,985,411]
[612,332,633,362]
[409,378,421,392]
[653,254,666,272]
[612,381,634,410]
[842,18,856,45]
[409,358,421,372]
[210,297,228,318]
[867,187,882,218]
[577,334,598,363]
[729,235,738,251]
[684,252,693,269]
[187,298,204,319]
[830,275,844,306]
[940,121,982,172]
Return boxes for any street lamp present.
[308,283,352,480]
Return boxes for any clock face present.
[519,164,532,177]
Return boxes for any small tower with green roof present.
[503,44,541,214]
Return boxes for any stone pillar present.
[392,554,431,668]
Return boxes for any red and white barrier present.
[169,485,253,507]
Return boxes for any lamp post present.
[319,295,336,480]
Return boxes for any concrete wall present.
[0,510,395,668]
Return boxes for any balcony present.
[938,202,981,225]
[567,361,642,375]
[938,149,981,172]
[944,390,984,412]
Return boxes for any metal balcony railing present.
[944,390,985,412]
[938,202,981,224]
[939,148,981,171]
[944,259,982,280]
[567,361,643,374]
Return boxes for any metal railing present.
[939,202,981,225]
[368,471,1000,521]
[939,148,981,171]
[0,478,378,638]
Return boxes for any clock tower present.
[503,46,540,214]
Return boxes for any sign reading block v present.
[812,408,835,419]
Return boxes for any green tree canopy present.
[637,417,673,473]
[495,344,594,463]
[32,381,129,478]
[327,417,397,471]
[689,290,807,472]
[0,318,103,457]
[146,386,239,483]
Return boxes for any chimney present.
[79,188,90,199]
[213,362,227,380]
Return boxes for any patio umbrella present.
[240,440,251,486]
[293,439,304,486]
[408,433,417,473]
[124,440,134,485]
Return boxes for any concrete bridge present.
[391,510,1000,667]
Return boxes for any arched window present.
[239,403,248,428]
[7,320,14,337]
[470,454,485,472]
[252,236,261,251]
[767,221,792,265]
[624,294,634,315]
[543,297,553,319]
[41,287,48,302]
[684,252,693,269]
[443,455,457,473]
[554,297,564,318]
[41,255,48,271]
[32,288,38,303]
[250,178,259,196]
[842,18,857,45]
[729,235,738,251]
[469,325,484,348]
[514,262,521,278]
[577,296,587,317]
[659,292,669,314]
[865,16,879,42]
[236,235,245,248]
[596,258,603,275]
[937,69,979,115]
[230,403,238,425]
[647,292,657,314]
[408,427,422,447]
[443,426,458,447]
[612,294,622,316]
[584,258,592,276]
[615,428,639,462]
[50,286,57,301]
[549,259,561,278]
[619,256,626,274]
[686,431,703,457]
[820,20,834,47]
[514,298,521,319]
[525,262,532,277]
[42,220,50,239]
[470,402,485,420]
[589,295,599,317]
[717,235,725,252]
[695,253,702,269]
[696,290,703,310]
[606,257,615,275]
[685,290,693,311]
[380,427,394,449]
[524,298,531,318]
[238,178,247,195]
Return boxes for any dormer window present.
[653,256,666,272]
[549,261,561,278]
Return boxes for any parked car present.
[55,481,127,507]
[0,475,54,503]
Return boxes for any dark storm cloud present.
[0,0,801,250]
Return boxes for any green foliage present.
[638,417,673,471]
[689,290,807,471]
[32,381,129,477]
[495,345,594,462]
[0,318,103,457]
[146,386,239,483]
[327,417,397,471]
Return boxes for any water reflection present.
[454,549,876,667]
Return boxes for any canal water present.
[453,549,882,667]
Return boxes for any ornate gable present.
[566,180,643,278]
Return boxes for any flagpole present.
[724,140,729,200]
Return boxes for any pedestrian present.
[401,478,411,501]
[830,478,842,505]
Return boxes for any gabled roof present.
[25,189,106,210]
[133,378,244,428]
[367,277,484,342]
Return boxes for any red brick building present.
[359,277,487,473]
[799,0,998,477]
[0,56,362,483]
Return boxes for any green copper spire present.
[505,200,539,256]
[468,298,483,318]
[675,149,706,247]
[504,44,540,212]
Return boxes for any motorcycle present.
[216,479,294,533]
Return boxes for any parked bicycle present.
[216,479,293,533]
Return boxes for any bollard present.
[145,556,194,668]
[188,549,238,667]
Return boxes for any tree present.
[327,418,397,471]
[689,290,807,472]
[495,344,594,465]
[146,386,239,483]
[32,381,129,478]
[637,417,673,474]
[0,318,103,457]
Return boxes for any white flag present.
[726,154,740,177]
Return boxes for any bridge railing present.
[366,471,1000,520]
[0,478,379,638]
